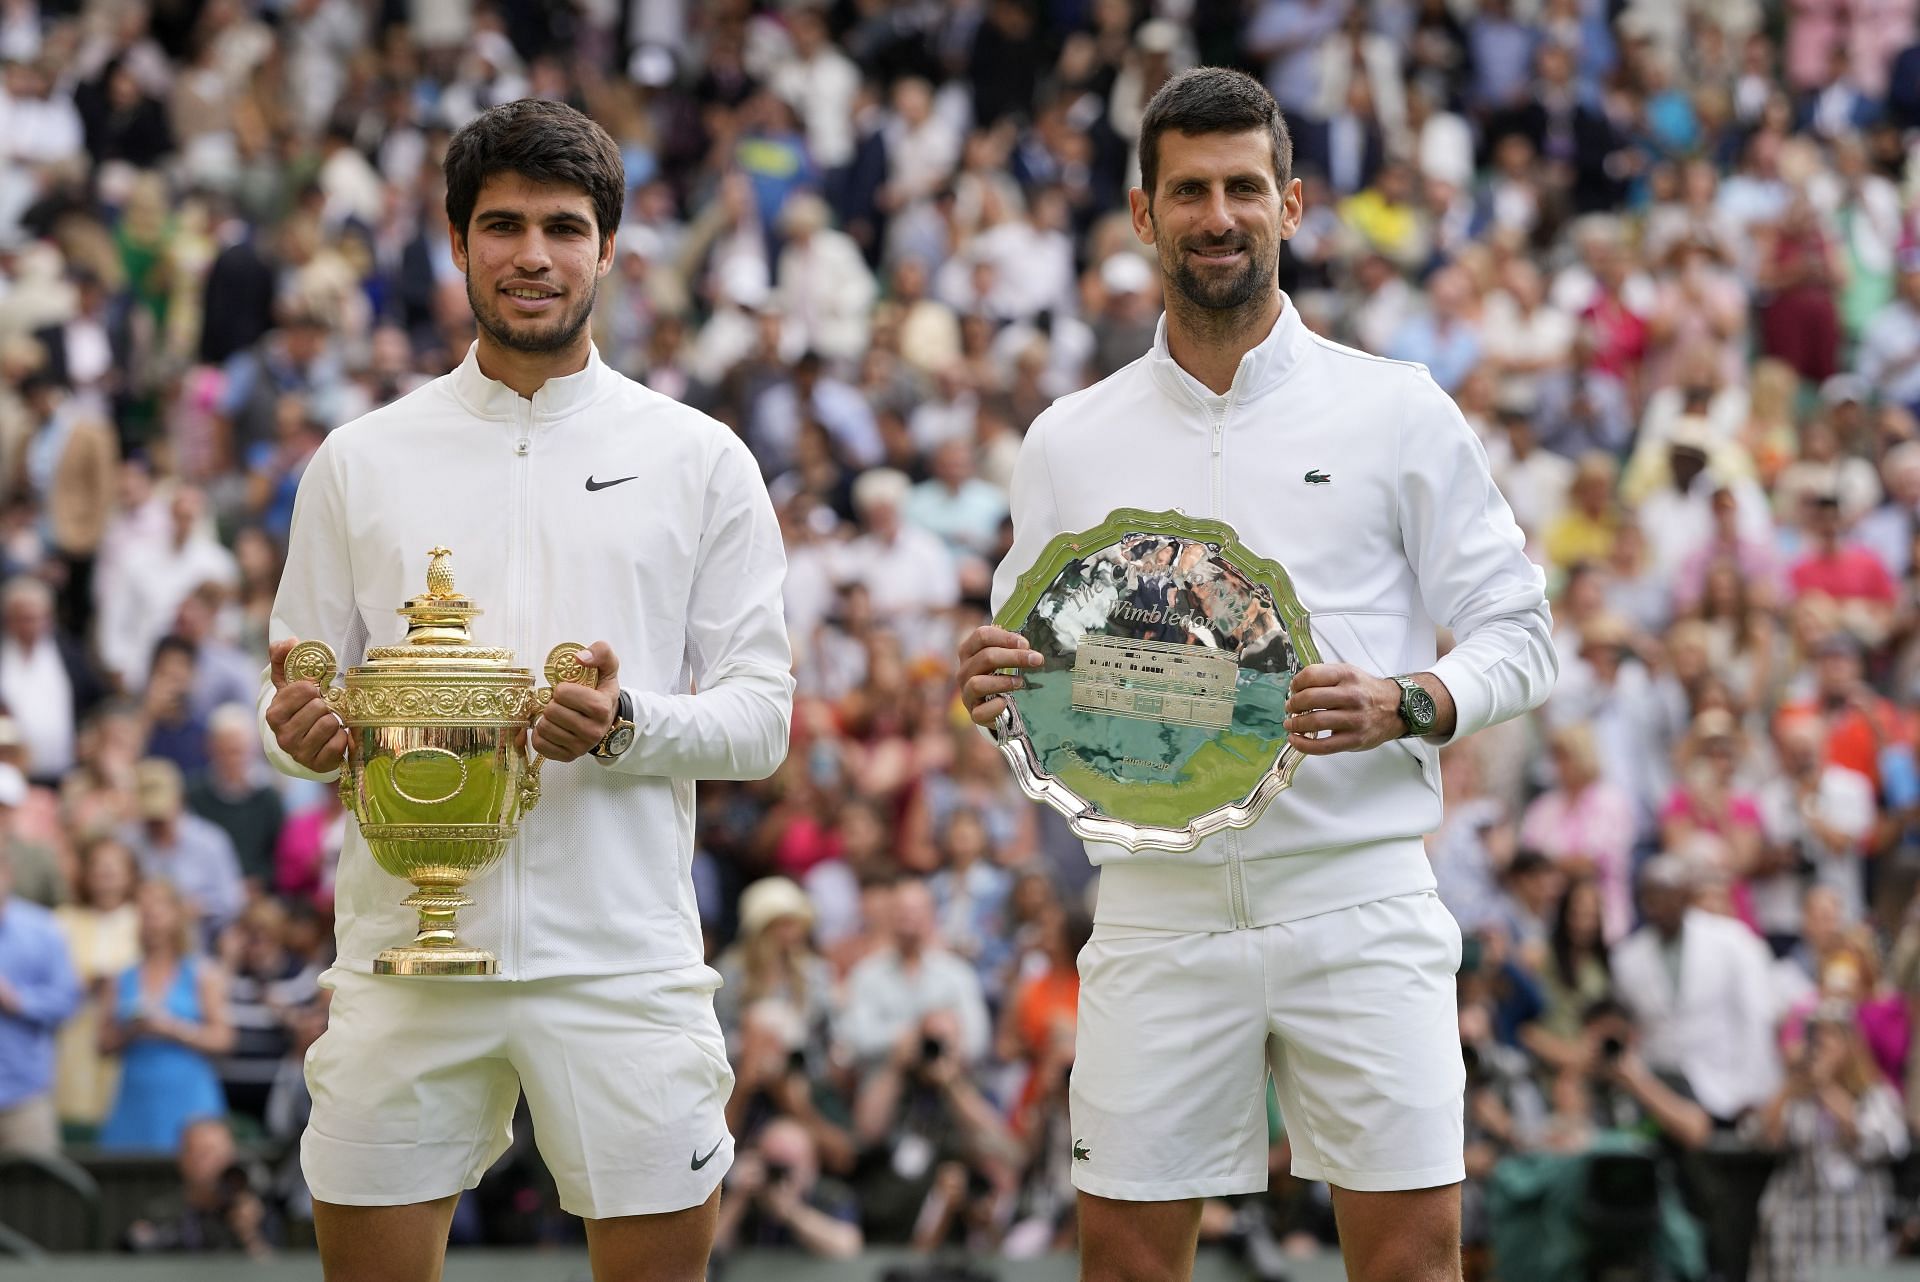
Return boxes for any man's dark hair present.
[1504,849,1554,882]
[444,99,625,248]
[1138,67,1292,206]
[1580,996,1631,1028]
[151,633,198,668]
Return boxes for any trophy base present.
[374,946,498,976]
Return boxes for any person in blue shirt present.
[0,844,83,1153]
[97,879,232,1153]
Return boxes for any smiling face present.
[451,172,614,364]
[1131,129,1299,315]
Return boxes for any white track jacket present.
[991,297,1556,925]
[260,344,793,979]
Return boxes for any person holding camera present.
[125,1116,277,1258]
[1552,999,1714,1153]
[713,1116,863,1259]
[835,877,989,1068]
[847,1007,1020,1247]
[1751,1002,1909,1282]
[724,998,855,1180]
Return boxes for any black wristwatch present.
[592,690,636,760]
[1392,675,1438,739]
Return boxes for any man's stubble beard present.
[1155,218,1279,316]
[467,273,599,354]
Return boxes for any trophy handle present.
[520,641,590,814]
[520,753,543,814]
[539,642,595,696]
[284,639,339,690]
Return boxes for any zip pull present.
[515,439,530,457]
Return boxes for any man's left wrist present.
[592,690,637,760]
[1390,674,1439,738]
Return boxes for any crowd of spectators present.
[10,0,1920,1277]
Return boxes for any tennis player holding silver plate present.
[956,67,1556,1282]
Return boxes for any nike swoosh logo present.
[691,1139,724,1170]
[585,475,638,491]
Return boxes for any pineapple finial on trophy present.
[426,546,456,598]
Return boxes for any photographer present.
[835,877,990,1067]
[1554,999,1714,1154]
[849,1009,1021,1246]
[714,1117,864,1259]
[124,1116,277,1258]
[726,998,856,1178]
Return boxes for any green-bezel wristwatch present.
[1392,675,1437,739]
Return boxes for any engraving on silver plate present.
[1070,635,1236,729]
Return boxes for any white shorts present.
[1068,889,1465,1200]
[301,964,735,1219]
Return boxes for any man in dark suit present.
[31,269,132,412]
[1482,43,1630,214]
[197,207,278,367]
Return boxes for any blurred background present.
[4,0,1920,1279]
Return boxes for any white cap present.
[1100,252,1153,296]
[719,255,771,309]
[852,467,912,513]
[1136,19,1181,54]
[628,44,677,89]
[738,876,815,938]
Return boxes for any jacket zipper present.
[509,399,533,975]
[1209,400,1226,518]
[1208,389,1249,926]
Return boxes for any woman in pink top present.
[1521,722,1636,942]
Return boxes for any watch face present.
[1407,687,1437,729]
[606,725,636,756]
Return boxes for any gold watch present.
[593,690,636,759]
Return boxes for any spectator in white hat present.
[715,876,833,1054]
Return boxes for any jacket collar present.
[1148,290,1312,407]
[449,341,611,419]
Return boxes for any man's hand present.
[532,641,621,762]
[956,625,1043,727]
[265,639,348,774]
[1284,663,1406,755]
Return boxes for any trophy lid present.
[362,547,516,668]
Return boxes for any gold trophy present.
[282,547,587,976]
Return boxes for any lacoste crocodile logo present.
[1304,470,1332,485]
[1073,1139,1091,1162]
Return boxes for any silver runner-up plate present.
[990,508,1319,853]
